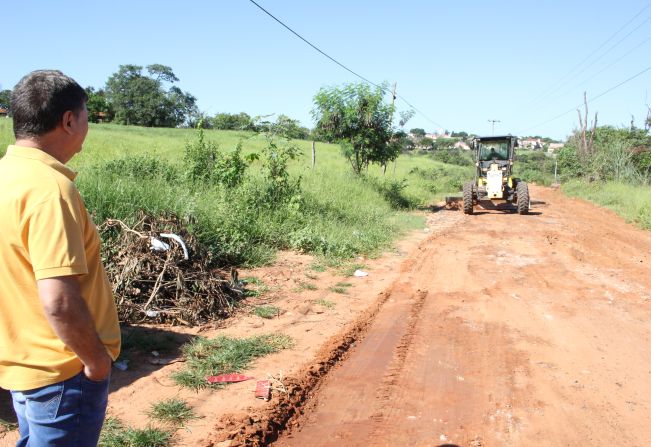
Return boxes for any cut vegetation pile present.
[100,212,241,325]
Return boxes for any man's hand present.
[37,276,112,381]
[83,354,112,382]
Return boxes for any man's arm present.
[37,276,113,381]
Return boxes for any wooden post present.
[384,82,397,176]
[311,141,316,169]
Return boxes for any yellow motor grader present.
[461,135,529,215]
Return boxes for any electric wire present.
[522,2,651,108]
[560,33,651,97]
[518,63,651,134]
[247,0,445,129]
[542,14,651,104]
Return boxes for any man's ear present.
[61,110,75,135]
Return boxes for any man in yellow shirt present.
[0,70,120,446]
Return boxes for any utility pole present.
[385,82,397,176]
[487,119,500,135]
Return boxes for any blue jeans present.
[10,371,110,447]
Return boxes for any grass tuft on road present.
[99,417,172,447]
[251,305,280,319]
[147,398,198,427]
[171,334,293,390]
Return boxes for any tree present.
[0,89,11,113]
[274,114,310,140]
[105,64,196,127]
[212,112,255,131]
[451,131,469,138]
[410,128,426,137]
[312,83,395,174]
[85,87,113,123]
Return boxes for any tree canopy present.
[312,82,396,174]
[105,64,197,127]
[0,89,11,112]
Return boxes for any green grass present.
[562,180,651,229]
[147,398,198,427]
[99,417,172,447]
[335,282,352,287]
[297,281,318,291]
[329,286,348,294]
[251,305,280,319]
[1,120,460,266]
[313,299,336,309]
[242,277,270,297]
[171,333,293,390]
[309,262,327,272]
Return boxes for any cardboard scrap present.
[255,380,271,400]
[206,373,254,384]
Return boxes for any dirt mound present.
[100,213,241,326]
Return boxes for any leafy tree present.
[312,82,395,175]
[451,131,468,138]
[85,87,112,123]
[432,137,457,150]
[105,64,196,127]
[212,112,255,131]
[419,137,434,149]
[273,114,309,140]
[410,128,426,137]
[0,89,11,113]
[560,125,651,182]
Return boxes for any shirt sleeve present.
[26,196,88,280]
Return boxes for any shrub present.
[430,148,472,166]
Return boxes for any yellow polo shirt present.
[0,145,120,391]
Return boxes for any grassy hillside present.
[1,119,470,265]
[562,180,651,230]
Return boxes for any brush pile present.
[99,213,241,326]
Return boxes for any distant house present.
[518,138,544,150]
[454,140,470,150]
[0,107,8,118]
[547,143,564,153]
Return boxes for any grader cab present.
[462,135,529,214]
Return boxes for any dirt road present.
[273,186,651,446]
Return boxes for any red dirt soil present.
[2,185,650,447]
[271,185,651,447]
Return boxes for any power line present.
[542,14,651,104]
[560,33,651,98]
[522,2,651,108]
[247,0,445,129]
[247,0,381,89]
[518,63,651,134]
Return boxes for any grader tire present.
[463,181,474,215]
[517,181,529,215]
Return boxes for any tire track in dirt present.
[201,212,463,447]
[270,186,651,447]
[205,186,651,446]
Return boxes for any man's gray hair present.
[11,70,88,139]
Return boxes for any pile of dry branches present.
[100,213,240,326]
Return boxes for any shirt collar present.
[5,145,78,181]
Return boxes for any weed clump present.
[171,334,293,390]
[147,399,198,427]
[99,417,171,447]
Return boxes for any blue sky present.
[2,0,650,140]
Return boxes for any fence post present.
[311,141,316,169]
